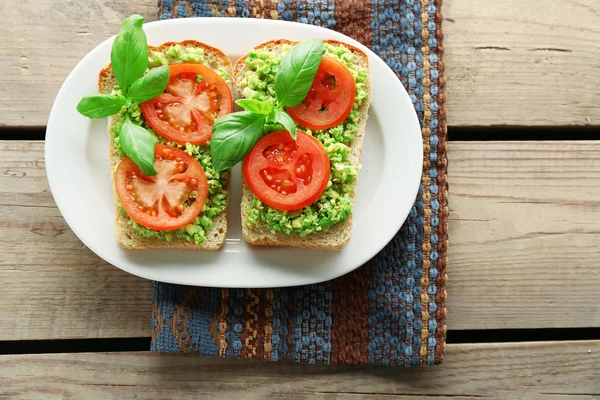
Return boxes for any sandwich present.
[77,15,233,249]
[211,38,371,250]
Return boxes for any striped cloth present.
[153,0,448,366]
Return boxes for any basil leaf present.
[120,119,157,176]
[127,66,170,103]
[274,38,326,107]
[211,111,267,172]
[111,14,148,95]
[76,94,125,118]
[271,110,297,139]
[235,99,274,115]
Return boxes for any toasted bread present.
[235,39,372,250]
[99,40,233,250]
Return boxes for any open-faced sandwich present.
[77,15,371,251]
[77,15,233,249]
[210,38,371,249]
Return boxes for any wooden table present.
[1,1,599,398]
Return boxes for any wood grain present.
[444,0,600,126]
[0,141,152,340]
[1,0,599,127]
[0,0,156,128]
[447,141,600,329]
[0,341,598,398]
[1,141,599,340]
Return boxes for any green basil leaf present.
[76,94,125,118]
[271,110,297,139]
[111,14,148,95]
[274,38,326,107]
[211,111,267,172]
[127,66,170,103]
[120,119,157,176]
[235,99,274,115]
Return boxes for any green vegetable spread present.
[113,44,229,244]
[240,43,369,236]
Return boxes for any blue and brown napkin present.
[152,0,448,366]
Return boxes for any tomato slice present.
[243,130,330,211]
[115,144,209,231]
[287,57,356,131]
[141,64,233,145]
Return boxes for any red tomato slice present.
[243,130,330,211]
[141,64,233,145]
[115,144,208,231]
[287,57,356,131]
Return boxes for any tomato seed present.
[177,205,184,213]
[151,210,157,217]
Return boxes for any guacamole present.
[113,44,229,244]
[241,43,369,236]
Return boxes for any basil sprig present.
[76,94,126,119]
[76,14,169,176]
[275,38,326,107]
[127,66,170,103]
[211,38,325,172]
[271,110,297,139]
[110,14,148,96]
[120,119,157,176]
[236,99,274,115]
[211,112,267,172]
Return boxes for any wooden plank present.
[0,341,598,398]
[444,0,600,126]
[0,1,156,128]
[447,141,600,329]
[1,141,599,340]
[1,0,599,127]
[0,141,152,340]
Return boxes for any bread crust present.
[99,40,233,250]
[236,39,372,250]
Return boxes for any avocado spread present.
[241,43,369,236]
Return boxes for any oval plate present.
[45,18,423,288]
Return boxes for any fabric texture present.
[152,0,448,366]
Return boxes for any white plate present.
[45,18,422,288]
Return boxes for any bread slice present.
[99,40,233,250]
[235,39,372,250]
